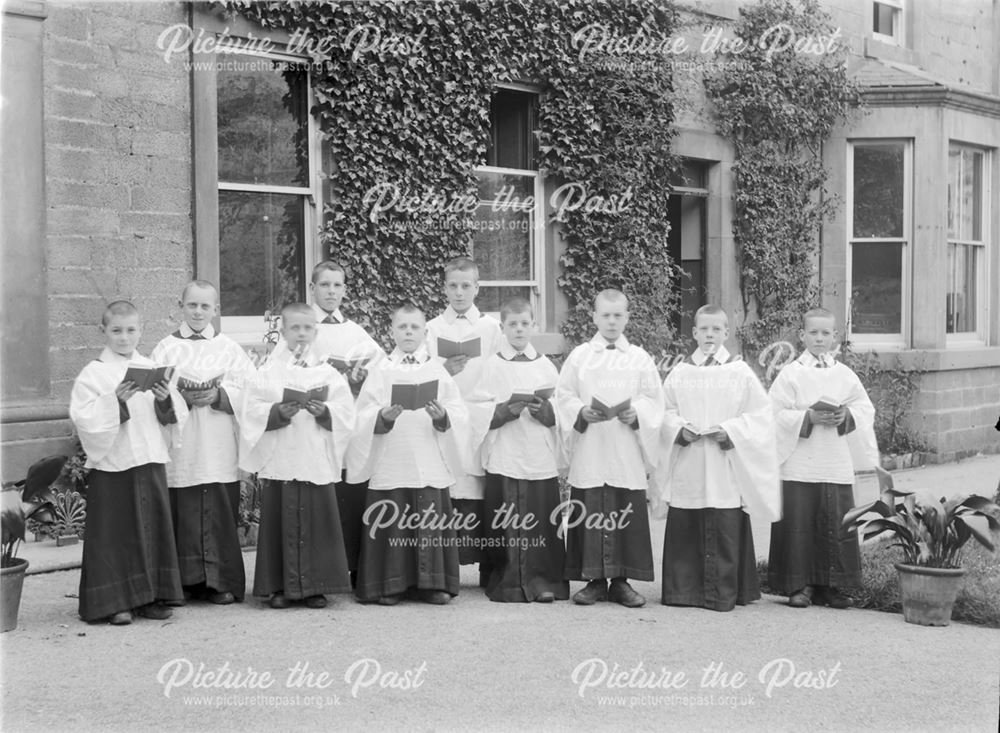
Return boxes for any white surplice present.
[650,347,780,521]
[70,347,189,472]
[345,346,468,491]
[554,334,664,491]
[151,323,256,486]
[239,347,356,485]
[426,304,504,499]
[479,342,563,480]
[769,351,879,484]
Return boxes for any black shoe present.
[816,586,852,609]
[535,592,556,603]
[208,591,236,605]
[573,580,609,605]
[109,610,133,625]
[377,594,402,606]
[136,603,172,620]
[788,586,814,608]
[420,590,452,605]
[304,595,327,609]
[269,593,290,609]
[608,580,646,608]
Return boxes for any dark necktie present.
[511,353,531,362]
[402,355,418,365]
[322,313,341,325]
[187,332,206,341]
[702,356,716,367]
[815,358,830,368]
[455,313,468,321]
[606,344,616,351]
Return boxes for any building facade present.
[2,0,998,480]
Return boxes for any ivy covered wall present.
[226,0,681,354]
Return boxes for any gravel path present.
[3,512,998,732]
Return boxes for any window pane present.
[219,191,305,316]
[477,171,534,201]
[947,146,960,238]
[873,3,896,36]
[947,243,978,333]
[851,242,902,334]
[487,89,536,170]
[962,149,983,241]
[477,285,532,315]
[217,55,309,186]
[853,144,904,238]
[471,204,532,281]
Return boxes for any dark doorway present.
[668,160,709,343]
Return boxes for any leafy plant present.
[842,489,1000,569]
[704,0,863,365]
[1,456,68,565]
[238,473,263,531]
[841,345,926,455]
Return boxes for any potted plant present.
[842,488,1000,626]
[1,456,67,632]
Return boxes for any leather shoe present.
[535,592,555,603]
[109,611,133,625]
[208,591,236,605]
[136,603,172,620]
[608,580,646,608]
[788,586,814,608]
[815,586,851,609]
[573,580,608,605]
[377,594,402,606]
[420,590,452,605]
[269,593,290,609]
[304,595,327,609]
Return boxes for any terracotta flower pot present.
[1,557,30,633]
[894,562,965,627]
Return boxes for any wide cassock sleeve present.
[768,364,808,465]
[320,369,357,475]
[843,370,879,471]
[554,346,587,462]
[434,371,470,485]
[649,367,687,520]
[238,364,280,474]
[633,350,666,472]
[719,363,781,521]
[345,364,390,483]
[69,362,123,466]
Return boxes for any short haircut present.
[802,307,836,327]
[593,289,628,310]
[311,260,346,283]
[280,302,314,321]
[444,257,478,279]
[180,279,219,302]
[101,300,139,326]
[694,304,728,326]
[500,297,533,322]
[392,302,425,322]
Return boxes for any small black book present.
[390,380,439,411]
[123,365,175,391]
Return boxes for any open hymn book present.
[281,385,330,406]
[436,336,482,359]
[123,365,175,391]
[809,397,841,412]
[590,396,631,420]
[508,386,555,404]
[390,380,439,411]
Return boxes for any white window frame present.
[473,83,545,328]
[216,47,321,344]
[946,144,990,346]
[471,165,544,326]
[872,0,904,46]
[846,139,912,349]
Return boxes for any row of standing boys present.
[69,257,879,624]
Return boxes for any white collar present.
[589,333,630,351]
[444,305,480,324]
[390,344,431,364]
[312,303,344,324]
[797,351,834,368]
[691,345,731,365]
[179,322,216,339]
[499,341,538,360]
[99,346,134,364]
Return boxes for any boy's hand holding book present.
[380,404,404,422]
[425,399,447,422]
[807,397,846,427]
[303,399,328,418]
[150,380,171,403]
[277,401,301,420]
[115,380,140,404]
[580,406,610,423]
